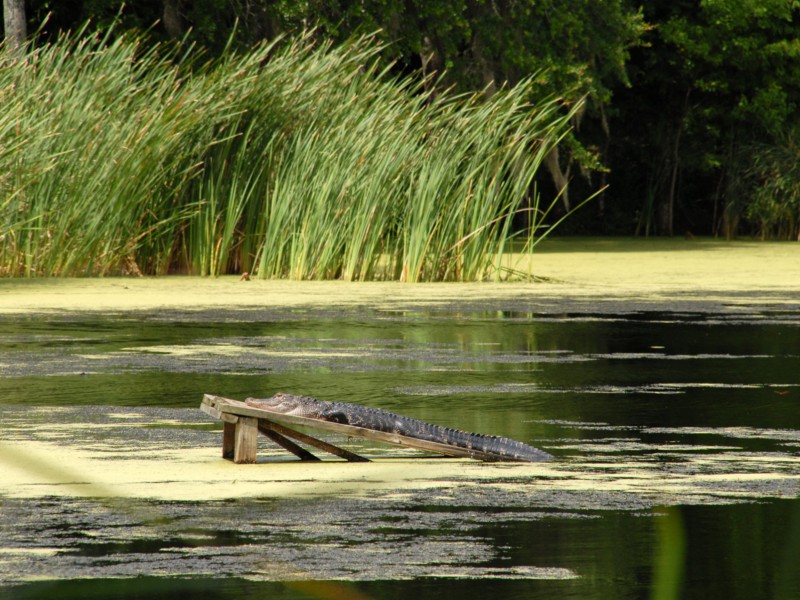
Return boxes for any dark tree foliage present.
[607,0,800,238]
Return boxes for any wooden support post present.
[222,420,236,459]
[260,420,370,462]
[258,423,321,461]
[233,416,258,464]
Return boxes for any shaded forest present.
[4,0,800,241]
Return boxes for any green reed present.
[1,28,581,280]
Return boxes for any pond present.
[1,288,799,600]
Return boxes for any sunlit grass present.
[1,28,582,280]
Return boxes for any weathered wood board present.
[201,394,512,463]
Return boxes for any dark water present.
[1,303,799,599]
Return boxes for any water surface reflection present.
[1,306,799,599]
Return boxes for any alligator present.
[245,392,553,462]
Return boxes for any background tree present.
[2,0,27,51]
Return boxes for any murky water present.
[1,302,799,599]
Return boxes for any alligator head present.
[245,392,324,418]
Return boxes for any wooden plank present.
[257,423,320,461]
[260,419,370,462]
[203,395,245,424]
[233,416,258,464]
[221,413,238,424]
[222,420,236,459]
[200,401,222,420]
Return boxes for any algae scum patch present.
[1,299,800,596]
[1,405,800,585]
[2,406,800,505]
[0,493,582,584]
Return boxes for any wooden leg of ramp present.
[222,417,258,463]
[222,420,235,459]
[258,423,321,461]
[260,420,370,462]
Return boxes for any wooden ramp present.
[200,394,507,463]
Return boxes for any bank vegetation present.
[0,28,581,279]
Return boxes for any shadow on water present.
[1,306,799,599]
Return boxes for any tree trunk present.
[420,36,445,83]
[470,34,497,98]
[162,0,185,39]
[545,147,571,211]
[3,0,26,52]
[658,89,690,236]
[657,180,674,236]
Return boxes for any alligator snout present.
[246,392,302,414]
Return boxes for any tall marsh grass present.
[1,29,582,280]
